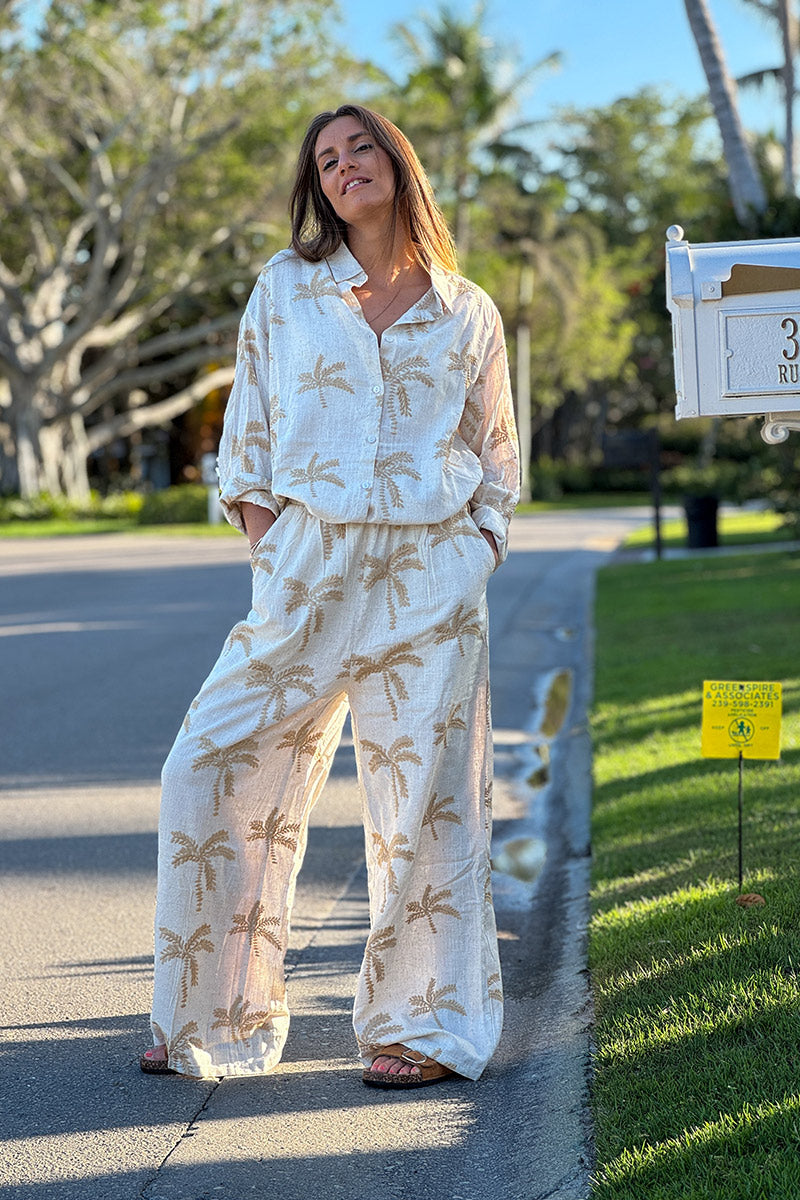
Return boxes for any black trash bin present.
[683,494,718,548]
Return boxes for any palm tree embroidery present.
[405,884,462,935]
[297,354,355,407]
[244,660,316,723]
[237,327,261,385]
[448,345,479,387]
[381,354,434,434]
[229,901,282,955]
[229,420,270,473]
[359,543,424,630]
[182,696,201,733]
[170,829,236,912]
[371,831,414,907]
[363,924,397,1002]
[211,994,272,1044]
[458,397,484,443]
[434,431,455,461]
[429,511,483,557]
[276,717,324,771]
[166,1021,204,1072]
[250,542,277,575]
[374,452,422,518]
[433,602,483,657]
[320,521,347,561]
[292,268,340,313]
[489,422,512,450]
[158,924,214,1008]
[359,734,422,816]
[408,979,467,1028]
[269,395,286,445]
[421,792,462,842]
[356,1011,403,1054]
[289,452,346,496]
[191,734,260,816]
[487,972,503,1003]
[225,621,256,655]
[339,641,423,722]
[283,574,345,650]
[246,806,302,861]
[433,702,467,747]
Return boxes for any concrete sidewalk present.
[0,508,656,1200]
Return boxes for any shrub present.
[136,485,209,524]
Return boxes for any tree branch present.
[85,366,235,453]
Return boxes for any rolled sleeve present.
[217,272,278,533]
[464,314,520,565]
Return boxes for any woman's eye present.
[356,142,372,152]
[322,158,337,171]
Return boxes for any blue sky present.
[340,0,785,136]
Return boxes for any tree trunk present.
[684,0,768,225]
[779,0,797,193]
[11,387,91,501]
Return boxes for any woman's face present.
[314,114,396,227]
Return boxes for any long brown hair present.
[289,104,458,272]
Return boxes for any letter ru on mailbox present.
[665,224,800,443]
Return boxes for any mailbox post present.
[666,224,800,443]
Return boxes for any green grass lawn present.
[624,508,792,550]
[590,551,800,1200]
[0,518,240,538]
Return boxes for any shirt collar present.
[323,242,460,316]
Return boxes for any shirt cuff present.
[470,504,508,565]
[219,476,280,533]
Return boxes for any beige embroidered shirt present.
[218,243,519,561]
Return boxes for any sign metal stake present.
[738,750,744,893]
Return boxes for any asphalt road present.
[0,508,659,1200]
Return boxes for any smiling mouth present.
[342,177,370,195]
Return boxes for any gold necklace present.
[365,283,404,322]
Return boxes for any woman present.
[141,104,519,1088]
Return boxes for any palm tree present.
[381,353,434,434]
[736,0,798,193]
[359,734,422,815]
[244,660,316,723]
[292,268,340,313]
[363,924,397,1002]
[447,345,480,388]
[356,1011,403,1054]
[289,451,346,496]
[229,420,270,473]
[283,574,345,650]
[683,0,767,223]
[432,702,467,747]
[374,452,422,518]
[166,1021,204,1073]
[237,327,261,385]
[170,828,236,912]
[429,510,484,557]
[211,994,272,1043]
[246,806,302,861]
[296,354,355,407]
[432,602,483,657]
[408,978,466,1028]
[359,542,425,629]
[225,621,256,655]
[229,901,282,956]
[421,792,462,841]
[340,641,423,721]
[487,971,503,1002]
[276,717,324,771]
[371,831,415,907]
[405,884,462,935]
[392,4,560,255]
[190,735,260,816]
[320,520,347,561]
[158,923,215,1008]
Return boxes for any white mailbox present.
[666,224,800,443]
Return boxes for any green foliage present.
[0,490,144,522]
[591,553,800,1198]
[136,484,209,524]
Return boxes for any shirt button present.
[366,434,377,443]
[372,384,383,395]
[362,481,371,489]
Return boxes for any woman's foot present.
[362,1043,454,1088]
[140,1045,174,1074]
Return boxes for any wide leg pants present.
[150,502,503,1079]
